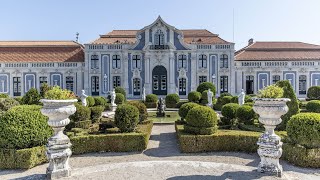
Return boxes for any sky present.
[0,0,320,50]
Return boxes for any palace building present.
[0,17,319,98]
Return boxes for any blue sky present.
[0,0,319,49]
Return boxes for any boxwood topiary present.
[185,106,218,135]
[0,105,52,149]
[276,80,300,130]
[146,94,158,103]
[307,86,320,100]
[115,104,139,132]
[115,87,126,100]
[231,96,238,103]
[196,82,216,94]
[126,101,148,122]
[178,102,199,121]
[115,93,125,104]
[236,105,256,125]
[0,98,20,111]
[287,113,320,148]
[0,94,9,98]
[22,88,41,105]
[188,91,201,103]
[86,96,95,107]
[220,92,232,97]
[94,96,108,106]
[70,103,91,122]
[221,103,240,120]
[306,100,320,113]
[90,106,104,123]
[165,94,180,108]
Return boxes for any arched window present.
[112,55,121,69]
[132,55,141,69]
[133,78,141,95]
[299,75,307,95]
[91,54,99,69]
[220,54,228,68]
[178,55,187,69]
[272,75,280,84]
[66,76,74,92]
[154,30,165,46]
[198,55,207,68]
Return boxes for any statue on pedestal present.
[207,89,213,108]
[142,86,146,102]
[80,90,88,106]
[238,89,245,106]
[156,98,166,117]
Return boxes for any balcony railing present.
[149,45,170,50]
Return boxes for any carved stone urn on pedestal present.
[40,99,77,179]
[252,98,290,177]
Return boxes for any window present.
[198,55,207,68]
[161,75,167,90]
[91,76,99,96]
[112,55,121,69]
[155,29,164,46]
[179,78,186,95]
[178,55,187,69]
[153,75,159,90]
[113,76,121,88]
[272,75,280,84]
[66,76,74,92]
[299,75,307,95]
[13,77,21,96]
[39,76,47,86]
[91,55,99,69]
[220,76,228,93]
[199,76,207,84]
[133,78,141,95]
[220,54,228,68]
[132,55,141,69]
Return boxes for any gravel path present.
[0,125,319,180]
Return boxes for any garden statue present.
[207,89,213,107]
[238,89,245,106]
[80,89,88,106]
[110,89,117,112]
[142,86,146,102]
[156,97,166,117]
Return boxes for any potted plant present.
[40,86,77,179]
[252,85,290,177]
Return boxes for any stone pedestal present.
[40,99,77,179]
[252,98,290,177]
[111,104,117,112]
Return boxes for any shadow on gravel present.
[12,174,46,180]
[143,132,180,157]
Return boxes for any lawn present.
[147,111,180,123]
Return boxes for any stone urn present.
[252,98,290,177]
[40,99,77,179]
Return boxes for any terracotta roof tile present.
[0,41,84,63]
[235,42,320,61]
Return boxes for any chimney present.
[248,38,254,45]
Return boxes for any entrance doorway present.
[152,65,167,95]
[246,75,254,94]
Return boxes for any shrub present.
[221,103,240,120]
[145,94,158,103]
[287,113,320,148]
[276,80,300,130]
[220,92,232,97]
[213,96,233,111]
[90,106,104,123]
[258,84,284,98]
[127,101,148,122]
[188,91,201,103]
[165,94,180,108]
[0,94,9,98]
[44,86,76,100]
[307,86,320,100]
[178,102,199,121]
[115,93,125,104]
[236,105,256,125]
[115,104,139,132]
[0,98,20,111]
[0,105,52,149]
[306,100,320,113]
[94,96,108,106]
[40,83,51,98]
[70,103,91,122]
[104,103,111,111]
[22,88,40,105]
[185,106,218,135]
[115,87,126,100]
[245,95,253,103]
[244,102,254,106]
[231,96,238,103]
[74,120,91,129]
[86,96,95,107]
[14,97,23,104]
[196,82,216,94]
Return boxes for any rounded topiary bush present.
[165,94,180,108]
[146,94,158,103]
[231,96,238,104]
[178,102,199,121]
[90,105,104,123]
[197,82,216,94]
[0,98,20,111]
[0,105,52,149]
[220,92,232,97]
[287,113,320,148]
[22,88,40,105]
[94,96,108,106]
[0,94,9,98]
[188,91,201,103]
[236,105,256,125]
[307,86,320,100]
[115,104,139,132]
[306,100,320,113]
[127,101,148,122]
[115,87,126,100]
[86,96,95,107]
[70,103,91,122]
[115,93,125,104]
[185,106,218,135]
[221,103,240,120]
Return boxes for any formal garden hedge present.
[307,86,320,100]
[165,94,180,108]
[144,94,158,108]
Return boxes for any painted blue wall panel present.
[24,73,36,93]
[283,71,296,91]
[174,32,188,50]
[50,72,63,88]
[310,71,320,86]
[128,53,132,94]
[0,74,9,93]
[133,33,145,50]
[175,53,178,87]
[141,53,145,91]
[187,53,191,93]
[257,72,270,90]
[102,54,110,93]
